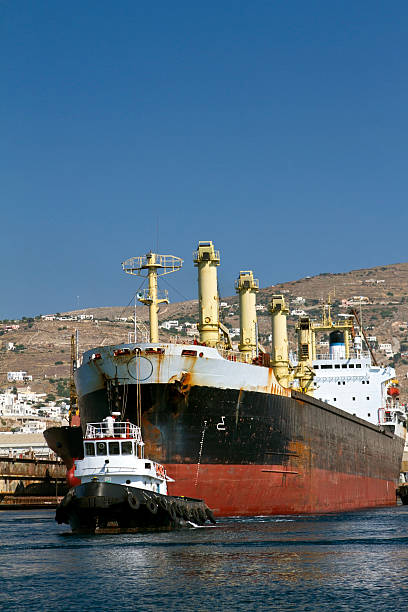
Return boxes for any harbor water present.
[1,506,408,611]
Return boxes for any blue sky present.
[1,1,407,318]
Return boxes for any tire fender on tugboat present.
[128,494,140,510]
[146,499,158,514]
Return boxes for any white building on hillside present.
[161,320,179,330]
[7,371,32,382]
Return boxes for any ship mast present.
[194,241,220,347]
[235,271,259,360]
[69,330,79,425]
[312,294,354,359]
[193,241,232,349]
[269,295,291,388]
[122,252,183,343]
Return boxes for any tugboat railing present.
[85,422,143,442]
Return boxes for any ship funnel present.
[269,295,290,387]
[194,241,220,347]
[329,330,346,359]
[235,271,259,358]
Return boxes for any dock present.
[0,435,68,508]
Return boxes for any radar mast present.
[122,252,183,342]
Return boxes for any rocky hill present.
[1,261,408,398]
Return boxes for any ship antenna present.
[122,252,183,343]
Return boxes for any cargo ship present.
[44,242,406,516]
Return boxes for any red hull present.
[166,464,397,515]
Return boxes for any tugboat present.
[56,416,215,533]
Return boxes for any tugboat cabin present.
[75,418,169,495]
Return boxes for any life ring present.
[128,494,140,510]
[155,464,165,479]
[146,499,158,515]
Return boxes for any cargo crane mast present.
[193,241,232,349]
[235,271,259,360]
[122,252,183,343]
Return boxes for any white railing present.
[314,351,371,361]
[217,348,254,364]
[85,421,143,442]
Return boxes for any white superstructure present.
[314,352,393,423]
[74,418,170,495]
[313,333,406,438]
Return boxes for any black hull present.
[43,426,84,468]
[76,383,402,479]
[56,481,215,533]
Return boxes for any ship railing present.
[138,288,168,304]
[79,465,139,474]
[314,351,371,361]
[217,348,255,364]
[168,336,199,345]
[378,405,407,426]
[85,422,143,442]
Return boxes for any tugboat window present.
[85,443,95,456]
[96,442,107,455]
[122,441,133,455]
[108,442,120,455]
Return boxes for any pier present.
[0,433,67,509]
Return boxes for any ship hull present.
[165,464,398,515]
[56,481,215,533]
[45,371,404,515]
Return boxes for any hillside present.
[1,261,408,398]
